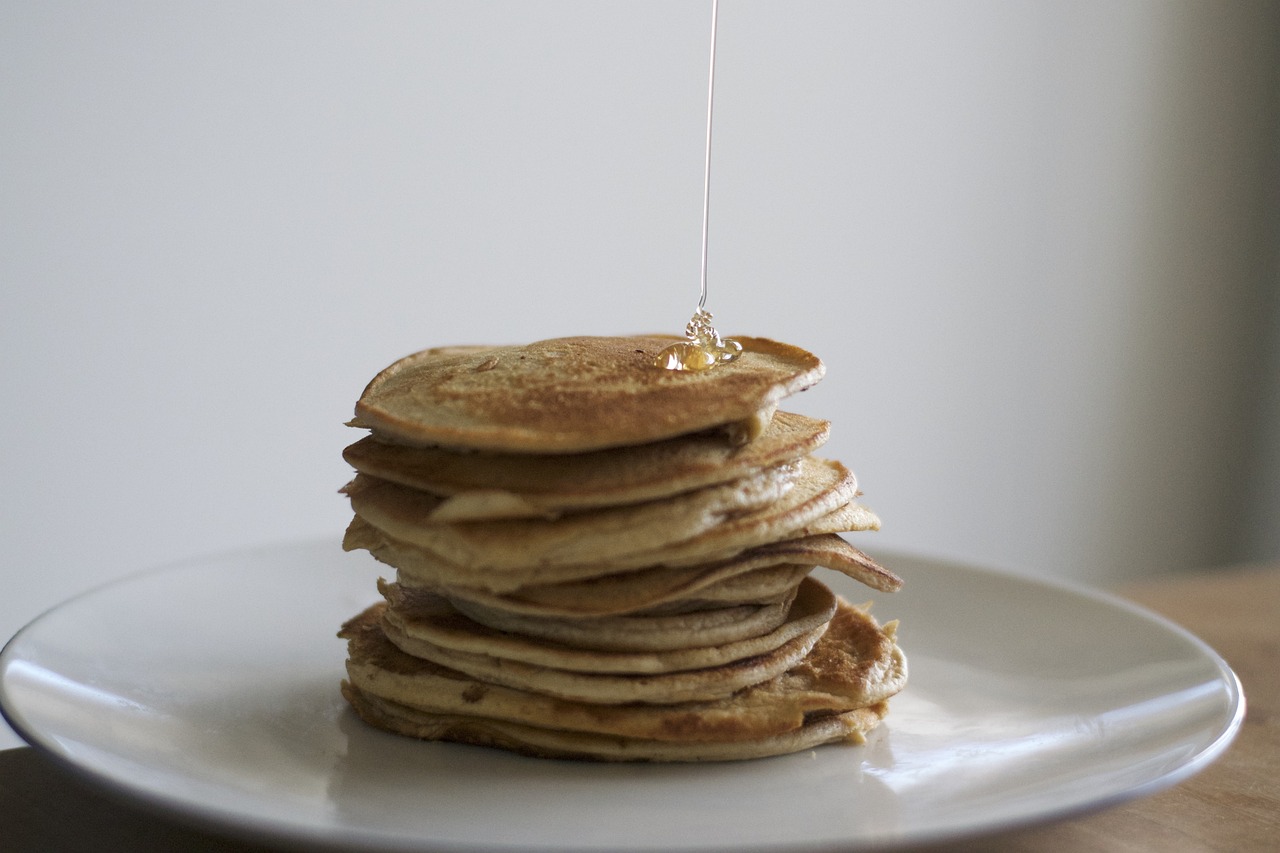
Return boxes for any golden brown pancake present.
[441,594,798,652]
[372,602,824,705]
[338,592,905,761]
[343,457,872,587]
[341,685,889,762]
[349,336,824,453]
[415,534,900,618]
[342,410,830,520]
[342,459,799,571]
[379,576,835,669]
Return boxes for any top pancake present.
[350,335,825,453]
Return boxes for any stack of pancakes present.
[338,335,906,761]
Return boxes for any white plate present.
[0,541,1242,851]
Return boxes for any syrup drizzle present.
[655,0,741,372]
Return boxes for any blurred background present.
[2,1,1277,749]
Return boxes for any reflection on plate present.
[0,542,1243,851]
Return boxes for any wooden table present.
[2,563,1276,852]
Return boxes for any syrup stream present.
[656,0,741,372]
[698,0,718,312]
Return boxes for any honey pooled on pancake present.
[654,308,743,372]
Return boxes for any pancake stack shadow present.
[338,335,907,761]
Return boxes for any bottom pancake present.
[342,683,889,763]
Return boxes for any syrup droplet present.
[654,341,718,372]
[653,308,742,371]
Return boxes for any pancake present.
[371,590,828,706]
[338,593,905,761]
[442,595,798,653]
[342,410,830,521]
[501,563,811,614]
[419,534,899,618]
[348,501,880,598]
[344,457,870,586]
[349,335,824,453]
[343,456,800,568]
[379,576,835,669]
[342,461,798,570]
[342,685,889,762]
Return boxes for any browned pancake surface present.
[351,336,824,452]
